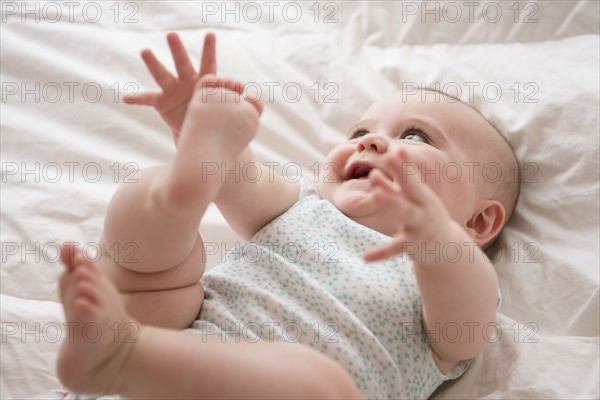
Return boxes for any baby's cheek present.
[316,142,372,200]
[315,179,330,200]
[319,162,345,185]
[438,176,479,222]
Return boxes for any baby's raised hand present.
[363,150,454,262]
[124,32,246,139]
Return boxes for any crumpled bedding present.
[2,1,598,398]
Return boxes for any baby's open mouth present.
[346,162,374,180]
[346,162,393,182]
[350,165,372,179]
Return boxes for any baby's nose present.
[357,134,388,154]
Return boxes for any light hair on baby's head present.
[420,87,521,259]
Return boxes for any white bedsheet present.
[2,1,599,398]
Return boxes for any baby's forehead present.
[367,90,479,121]
[363,90,498,146]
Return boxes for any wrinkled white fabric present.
[2,1,598,399]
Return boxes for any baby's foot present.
[178,75,260,161]
[57,245,140,396]
[163,75,261,213]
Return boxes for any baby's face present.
[317,91,500,237]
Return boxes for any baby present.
[56,32,519,399]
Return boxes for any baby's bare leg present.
[122,328,359,399]
[57,247,358,399]
[98,93,232,329]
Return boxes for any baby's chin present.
[332,188,380,218]
[317,177,375,212]
[335,200,394,237]
[318,185,398,236]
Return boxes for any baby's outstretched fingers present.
[199,32,217,77]
[122,47,177,105]
[140,48,177,90]
[369,168,397,192]
[363,234,408,262]
[369,168,421,227]
[387,152,430,205]
[123,91,160,106]
[166,32,196,80]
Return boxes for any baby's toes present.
[59,271,69,303]
[72,263,97,289]
[61,264,99,318]
[71,292,99,324]
[73,277,101,306]
[193,73,220,92]
[60,244,77,271]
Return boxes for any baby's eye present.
[400,129,429,144]
[349,129,369,139]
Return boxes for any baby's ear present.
[466,200,506,245]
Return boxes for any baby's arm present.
[213,147,300,239]
[125,33,299,239]
[363,154,499,368]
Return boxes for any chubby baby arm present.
[214,147,300,240]
[363,151,499,368]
